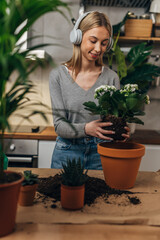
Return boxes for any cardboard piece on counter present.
[16,169,160,226]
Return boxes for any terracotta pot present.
[61,184,85,210]
[0,171,24,237]
[98,142,145,190]
[18,184,38,206]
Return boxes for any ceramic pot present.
[98,142,145,190]
[18,184,38,206]
[61,184,85,210]
[0,171,24,237]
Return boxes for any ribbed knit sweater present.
[49,65,120,138]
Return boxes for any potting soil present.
[37,174,140,207]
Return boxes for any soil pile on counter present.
[37,174,140,206]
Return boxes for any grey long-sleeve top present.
[49,65,120,138]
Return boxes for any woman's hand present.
[85,120,115,140]
[120,126,130,142]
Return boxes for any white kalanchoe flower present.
[145,95,150,104]
[94,85,117,99]
[120,84,138,95]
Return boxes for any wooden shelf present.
[116,36,160,41]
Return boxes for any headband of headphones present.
[74,11,93,31]
[69,11,113,51]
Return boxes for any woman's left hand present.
[120,126,130,142]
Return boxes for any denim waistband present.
[56,136,107,145]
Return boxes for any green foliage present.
[22,170,39,186]
[114,45,127,80]
[60,158,88,187]
[106,12,160,94]
[83,84,149,125]
[0,0,70,176]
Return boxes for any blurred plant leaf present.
[127,42,153,68]
[115,45,127,80]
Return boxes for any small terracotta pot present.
[98,142,145,190]
[18,184,38,206]
[0,171,24,237]
[61,184,85,210]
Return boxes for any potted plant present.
[0,0,69,237]
[83,84,148,190]
[83,83,150,141]
[106,12,160,94]
[60,158,88,210]
[18,171,39,206]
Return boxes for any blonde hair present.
[64,11,112,77]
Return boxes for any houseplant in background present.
[104,12,160,133]
[60,158,88,210]
[0,0,69,237]
[18,170,39,206]
[106,12,160,94]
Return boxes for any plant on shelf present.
[105,12,160,94]
[19,171,39,206]
[60,158,88,210]
[0,0,69,237]
[83,84,150,140]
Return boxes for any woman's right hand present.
[85,120,115,140]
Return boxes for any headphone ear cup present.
[70,28,77,44]
[106,37,113,52]
[75,29,82,45]
[70,28,82,45]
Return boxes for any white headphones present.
[70,11,113,52]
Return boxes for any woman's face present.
[80,26,110,63]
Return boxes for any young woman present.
[49,11,130,170]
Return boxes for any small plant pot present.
[61,184,85,210]
[18,184,38,206]
[98,142,145,190]
[0,171,24,237]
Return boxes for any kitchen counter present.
[5,167,160,239]
[3,127,160,144]
[3,126,57,140]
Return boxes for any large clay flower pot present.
[97,142,145,190]
[61,184,85,210]
[0,171,24,237]
[18,184,38,206]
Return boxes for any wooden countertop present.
[5,167,160,239]
[2,127,160,144]
[3,126,57,140]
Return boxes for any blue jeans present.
[51,136,110,170]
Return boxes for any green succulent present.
[22,170,39,186]
[60,158,88,187]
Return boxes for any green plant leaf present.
[115,45,127,80]
[121,64,160,93]
[126,42,153,68]
[83,102,101,114]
